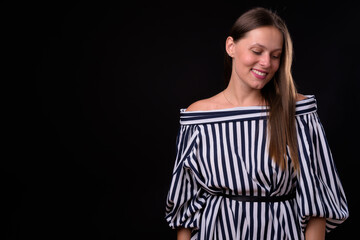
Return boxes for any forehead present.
[239,26,283,50]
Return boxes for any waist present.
[220,192,296,202]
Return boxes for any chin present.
[251,78,272,90]
[250,81,268,90]
[252,85,266,90]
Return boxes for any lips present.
[251,68,268,80]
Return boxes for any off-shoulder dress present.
[165,95,349,240]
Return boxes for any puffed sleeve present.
[165,124,206,230]
[295,111,349,233]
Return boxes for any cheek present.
[272,60,280,72]
[264,61,280,81]
[267,61,280,77]
[235,52,257,68]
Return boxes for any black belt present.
[221,192,296,202]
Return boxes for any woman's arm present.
[177,228,191,240]
[305,217,326,240]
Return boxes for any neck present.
[224,78,264,107]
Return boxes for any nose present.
[259,54,271,68]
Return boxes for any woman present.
[165,7,349,240]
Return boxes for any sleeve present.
[295,112,349,233]
[164,124,206,230]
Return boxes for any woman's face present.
[226,26,283,90]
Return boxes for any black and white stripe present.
[165,95,348,240]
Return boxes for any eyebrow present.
[251,43,282,52]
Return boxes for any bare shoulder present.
[186,93,226,112]
[186,98,214,112]
[296,93,308,102]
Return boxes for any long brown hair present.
[224,7,299,170]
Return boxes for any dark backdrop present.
[5,1,359,239]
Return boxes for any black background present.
[5,1,359,239]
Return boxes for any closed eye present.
[251,49,281,59]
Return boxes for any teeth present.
[252,69,267,76]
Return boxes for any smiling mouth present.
[251,68,268,79]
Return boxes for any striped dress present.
[165,95,349,240]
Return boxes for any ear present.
[225,36,235,57]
